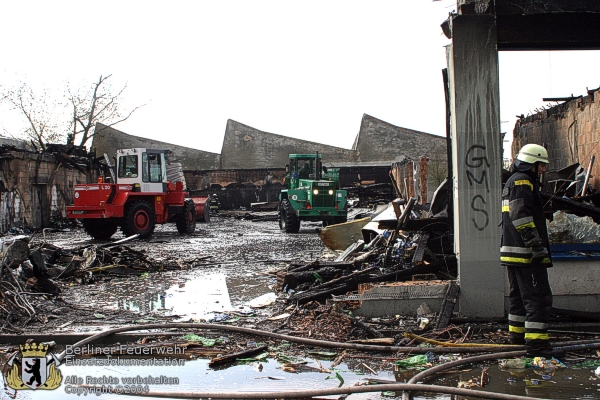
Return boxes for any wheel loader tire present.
[279,199,300,233]
[176,200,197,234]
[82,219,118,240]
[122,200,156,239]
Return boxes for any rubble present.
[0,233,212,331]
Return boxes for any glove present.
[521,227,543,248]
[532,245,549,262]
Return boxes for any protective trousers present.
[507,266,552,351]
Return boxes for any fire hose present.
[56,323,599,400]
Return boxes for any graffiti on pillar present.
[465,144,490,231]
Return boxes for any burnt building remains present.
[0,140,89,231]
[91,114,447,210]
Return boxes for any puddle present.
[159,272,234,320]
[418,360,600,399]
[60,219,325,326]
[6,354,600,400]
[114,271,272,321]
[4,356,392,400]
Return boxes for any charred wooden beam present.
[549,307,600,322]
[435,281,460,330]
[281,267,341,290]
[378,217,450,232]
[287,262,442,304]
[412,233,430,265]
[351,318,383,338]
[208,345,268,367]
[541,192,600,223]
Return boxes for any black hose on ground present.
[80,383,551,399]
[56,322,527,361]
[401,350,525,400]
[56,323,599,400]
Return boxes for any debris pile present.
[273,194,456,326]
[0,234,209,330]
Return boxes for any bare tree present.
[1,83,64,150]
[428,145,449,187]
[68,74,144,147]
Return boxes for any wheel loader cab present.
[116,148,167,192]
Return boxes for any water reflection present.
[420,361,600,399]
[11,357,390,400]
[119,272,234,320]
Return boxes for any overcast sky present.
[1,1,598,156]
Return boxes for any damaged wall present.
[354,114,447,164]
[512,89,600,190]
[91,115,447,175]
[0,149,89,231]
[91,123,221,170]
[219,119,357,169]
[185,168,285,191]
[221,115,447,170]
[185,165,395,209]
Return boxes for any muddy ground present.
[5,216,330,332]
[1,217,463,363]
[3,215,600,399]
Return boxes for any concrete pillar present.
[447,15,504,318]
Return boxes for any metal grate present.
[312,194,334,208]
[332,292,446,301]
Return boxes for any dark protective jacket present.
[500,169,552,268]
[210,196,220,210]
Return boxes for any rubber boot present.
[509,333,525,345]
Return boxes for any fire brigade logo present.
[4,342,62,390]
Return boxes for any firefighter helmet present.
[516,144,548,165]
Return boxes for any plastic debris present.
[499,358,527,369]
[266,313,291,321]
[395,354,430,369]
[183,334,219,347]
[247,292,278,308]
[425,351,435,363]
[439,355,459,363]
[209,313,229,322]
[457,379,479,389]
[530,357,566,370]
[308,351,338,358]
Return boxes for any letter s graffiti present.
[471,194,489,231]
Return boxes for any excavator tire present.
[279,199,300,233]
[176,200,197,234]
[122,200,156,239]
[82,219,118,240]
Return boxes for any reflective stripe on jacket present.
[500,170,552,268]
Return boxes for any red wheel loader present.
[67,148,210,240]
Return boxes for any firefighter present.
[210,194,220,215]
[501,143,555,357]
[298,162,310,179]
